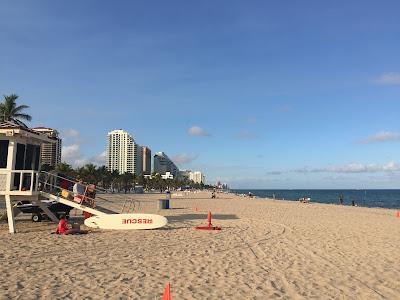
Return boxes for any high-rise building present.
[32,127,62,167]
[107,129,141,175]
[189,171,205,184]
[142,146,151,175]
[153,152,178,177]
[179,169,191,180]
[133,143,141,176]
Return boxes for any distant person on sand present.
[55,215,88,235]
[339,195,343,205]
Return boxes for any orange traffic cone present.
[195,211,221,230]
[162,283,171,300]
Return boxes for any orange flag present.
[162,283,171,300]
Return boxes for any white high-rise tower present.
[107,130,141,175]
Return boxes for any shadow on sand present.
[166,213,239,223]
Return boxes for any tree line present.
[47,162,209,193]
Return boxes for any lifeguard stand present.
[0,120,58,233]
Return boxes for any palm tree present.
[121,172,134,193]
[55,162,75,177]
[97,166,111,189]
[82,163,98,184]
[110,170,120,192]
[0,94,32,123]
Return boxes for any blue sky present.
[1,1,400,188]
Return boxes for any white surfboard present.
[84,213,168,230]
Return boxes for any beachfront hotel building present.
[32,127,62,167]
[153,152,178,178]
[106,130,142,175]
[189,171,205,184]
[141,146,151,175]
[179,169,191,180]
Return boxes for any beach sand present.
[0,191,399,299]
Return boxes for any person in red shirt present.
[55,215,88,235]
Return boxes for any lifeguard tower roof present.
[0,119,55,143]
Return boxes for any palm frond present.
[1,94,31,122]
[12,105,30,114]
[3,94,18,102]
[13,113,32,121]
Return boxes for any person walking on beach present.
[211,189,216,198]
[339,195,343,205]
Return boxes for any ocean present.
[232,189,400,209]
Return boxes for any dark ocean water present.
[232,189,400,209]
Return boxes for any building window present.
[0,140,9,168]
[25,144,34,170]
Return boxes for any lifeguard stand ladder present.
[0,121,58,234]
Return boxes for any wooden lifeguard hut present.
[0,120,58,233]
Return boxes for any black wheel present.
[32,213,42,222]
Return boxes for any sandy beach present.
[0,191,399,299]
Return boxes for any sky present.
[1,1,400,189]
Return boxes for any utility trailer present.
[14,200,73,222]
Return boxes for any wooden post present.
[5,195,16,234]
[30,171,34,192]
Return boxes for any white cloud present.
[62,144,81,161]
[62,144,85,167]
[62,129,80,138]
[374,72,400,85]
[62,147,106,167]
[328,162,400,173]
[266,171,282,175]
[358,131,400,144]
[61,129,106,167]
[292,166,321,173]
[171,153,198,165]
[91,151,107,165]
[328,163,374,173]
[188,126,211,137]
[293,162,400,174]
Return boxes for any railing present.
[39,171,140,212]
[0,170,40,195]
